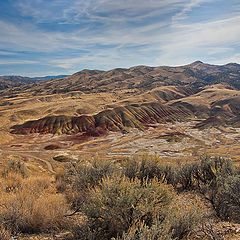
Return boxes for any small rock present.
[54,232,73,240]
[236,228,240,233]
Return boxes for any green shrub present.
[78,175,174,240]
[56,158,117,208]
[214,175,240,222]
[178,163,198,190]
[197,156,234,189]
[113,194,207,240]
[168,195,206,239]
[177,157,234,192]
[123,158,139,180]
[66,158,116,189]
[139,158,162,182]
[114,220,171,240]
[123,157,178,186]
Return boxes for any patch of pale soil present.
[1,122,240,173]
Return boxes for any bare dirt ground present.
[1,121,239,175]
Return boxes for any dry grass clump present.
[0,177,68,234]
[0,225,11,240]
[1,172,23,193]
[2,159,28,178]
[0,160,69,235]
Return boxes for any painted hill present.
[195,96,240,129]
[10,102,191,135]
[168,86,240,128]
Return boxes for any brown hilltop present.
[10,102,191,135]
[168,85,240,129]
[197,95,240,129]
[149,86,194,102]
[0,76,34,90]
[169,85,240,116]
[1,61,240,97]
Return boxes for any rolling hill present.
[1,61,240,96]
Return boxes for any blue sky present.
[0,0,239,76]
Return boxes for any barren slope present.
[11,102,190,135]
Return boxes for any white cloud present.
[172,0,208,24]
[0,60,38,65]
[16,0,189,23]
[145,14,238,66]
[0,0,239,74]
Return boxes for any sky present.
[0,0,239,76]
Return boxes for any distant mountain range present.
[0,75,68,90]
[31,75,69,81]
[3,60,240,94]
[1,61,240,92]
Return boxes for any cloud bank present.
[0,0,239,76]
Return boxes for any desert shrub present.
[73,158,116,189]
[123,158,139,180]
[176,157,239,224]
[60,158,116,190]
[0,176,69,234]
[213,175,240,222]
[177,157,234,192]
[177,163,198,190]
[57,158,117,208]
[0,225,11,240]
[2,159,28,178]
[168,194,207,239]
[69,221,96,240]
[197,220,224,240]
[161,165,179,186]
[123,157,178,186]
[114,220,171,240]
[197,156,234,189]
[139,158,162,182]
[113,194,207,240]
[124,156,234,193]
[77,175,174,240]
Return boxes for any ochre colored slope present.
[10,102,191,135]
[195,96,240,129]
